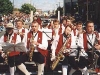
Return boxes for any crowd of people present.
[0,14,100,75]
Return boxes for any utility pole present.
[63,0,65,16]
[59,2,60,7]
[13,0,14,8]
[29,0,33,22]
[57,3,60,22]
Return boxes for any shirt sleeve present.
[78,34,84,48]
[16,35,21,44]
[38,33,48,50]
[51,35,59,54]
[0,36,4,50]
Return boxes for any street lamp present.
[13,0,14,9]
[56,3,60,22]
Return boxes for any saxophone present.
[29,32,34,62]
[51,34,71,70]
[4,34,10,65]
[4,52,9,65]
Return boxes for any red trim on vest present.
[27,31,48,57]
[20,29,25,41]
[83,32,88,51]
[55,34,71,55]
[94,31,100,45]
[55,34,63,54]
[27,31,32,49]
[4,33,20,56]
[22,29,25,33]
[83,31,100,51]
[52,27,62,38]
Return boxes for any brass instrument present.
[51,35,71,70]
[29,32,34,62]
[4,52,9,65]
[87,33,99,69]
[4,34,10,65]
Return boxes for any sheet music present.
[2,42,27,52]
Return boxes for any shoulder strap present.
[11,33,17,43]
[83,32,88,51]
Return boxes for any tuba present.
[50,34,71,70]
[29,32,35,62]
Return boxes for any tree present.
[20,3,36,14]
[0,0,13,15]
[55,7,63,17]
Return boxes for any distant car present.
[41,18,51,25]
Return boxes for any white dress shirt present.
[14,27,29,47]
[27,31,48,52]
[0,33,21,50]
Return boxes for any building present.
[78,0,100,24]
[64,0,100,25]
[63,0,78,16]
[36,9,42,16]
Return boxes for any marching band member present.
[68,33,89,75]
[69,21,98,75]
[51,25,72,75]
[26,21,48,75]
[52,19,64,40]
[15,19,29,62]
[72,21,85,36]
[66,17,74,29]
[79,20,100,70]
[0,23,30,75]
[68,21,88,75]
[61,18,67,27]
[15,19,29,43]
[48,20,54,29]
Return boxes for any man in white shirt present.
[26,21,48,75]
[0,23,30,75]
[52,19,64,39]
[15,19,29,63]
[15,19,29,43]
[79,20,100,71]
[51,26,72,75]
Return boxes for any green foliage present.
[20,3,36,14]
[0,0,13,15]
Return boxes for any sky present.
[10,0,63,11]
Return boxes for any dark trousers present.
[68,56,88,69]
[8,54,23,67]
[32,52,45,64]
